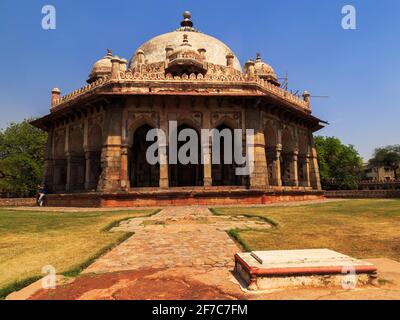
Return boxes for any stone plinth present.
[235,249,377,291]
[44,187,325,208]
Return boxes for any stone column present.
[303,154,311,187]
[290,150,299,187]
[84,149,100,190]
[97,103,123,192]
[66,154,72,192]
[246,107,268,189]
[202,141,212,187]
[84,148,91,190]
[42,128,54,191]
[310,147,322,190]
[309,133,322,190]
[83,118,91,191]
[120,145,129,190]
[250,130,268,188]
[120,108,130,190]
[202,110,212,187]
[65,125,72,192]
[272,144,282,187]
[159,112,169,189]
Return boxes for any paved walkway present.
[11,203,400,300]
[85,206,270,273]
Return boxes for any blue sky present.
[0,0,399,160]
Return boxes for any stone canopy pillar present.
[202,141,212,187]
[290,150,299,187]
[159,142,169,189]
[250,130,268,188]
[120,145,129,190]
[302,154,311,187]
[159,114,169,189]
[272,144,282,187]
[246,107,268,189]
[309,145,322,190]
[202,110,212,187]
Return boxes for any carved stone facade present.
[32,12,324,207]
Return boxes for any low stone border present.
[325,190,400,199]
[0,198,36,207]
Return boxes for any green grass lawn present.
[212,199,400,261]
[0,208,157,298]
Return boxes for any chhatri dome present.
[129,11,243,72]
[87,49,113,83]
[88,49,128,83]
[254,53,279,86]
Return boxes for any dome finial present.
[107,49,113,57]
[181,11,193,28]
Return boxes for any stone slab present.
[235,249,378,290]
[249,249,374,269]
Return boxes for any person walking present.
[37,184,48,207]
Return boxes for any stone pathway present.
[11,202,400,300]
[84,206,270,273]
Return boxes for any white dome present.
[129,12,242,72]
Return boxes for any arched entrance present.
[169,124,203,187]
[212,124,241,186]
[129,124,160,188]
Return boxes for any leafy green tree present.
[369,145,400,179]
[314,136,363,190]
[0,119,47,196]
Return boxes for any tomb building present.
[32,12,326,207]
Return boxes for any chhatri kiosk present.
[32,12,325,207]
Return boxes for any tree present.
[314,136,363,190]
[0,119,47,197]
[369,145,400,180]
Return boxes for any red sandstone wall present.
[325,190,400,199]
[45,192,325,208]
[0,198,36,207]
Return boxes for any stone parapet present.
[49,71,311,114]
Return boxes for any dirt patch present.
[29,269,239,300]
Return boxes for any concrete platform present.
[235,249,378,291]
